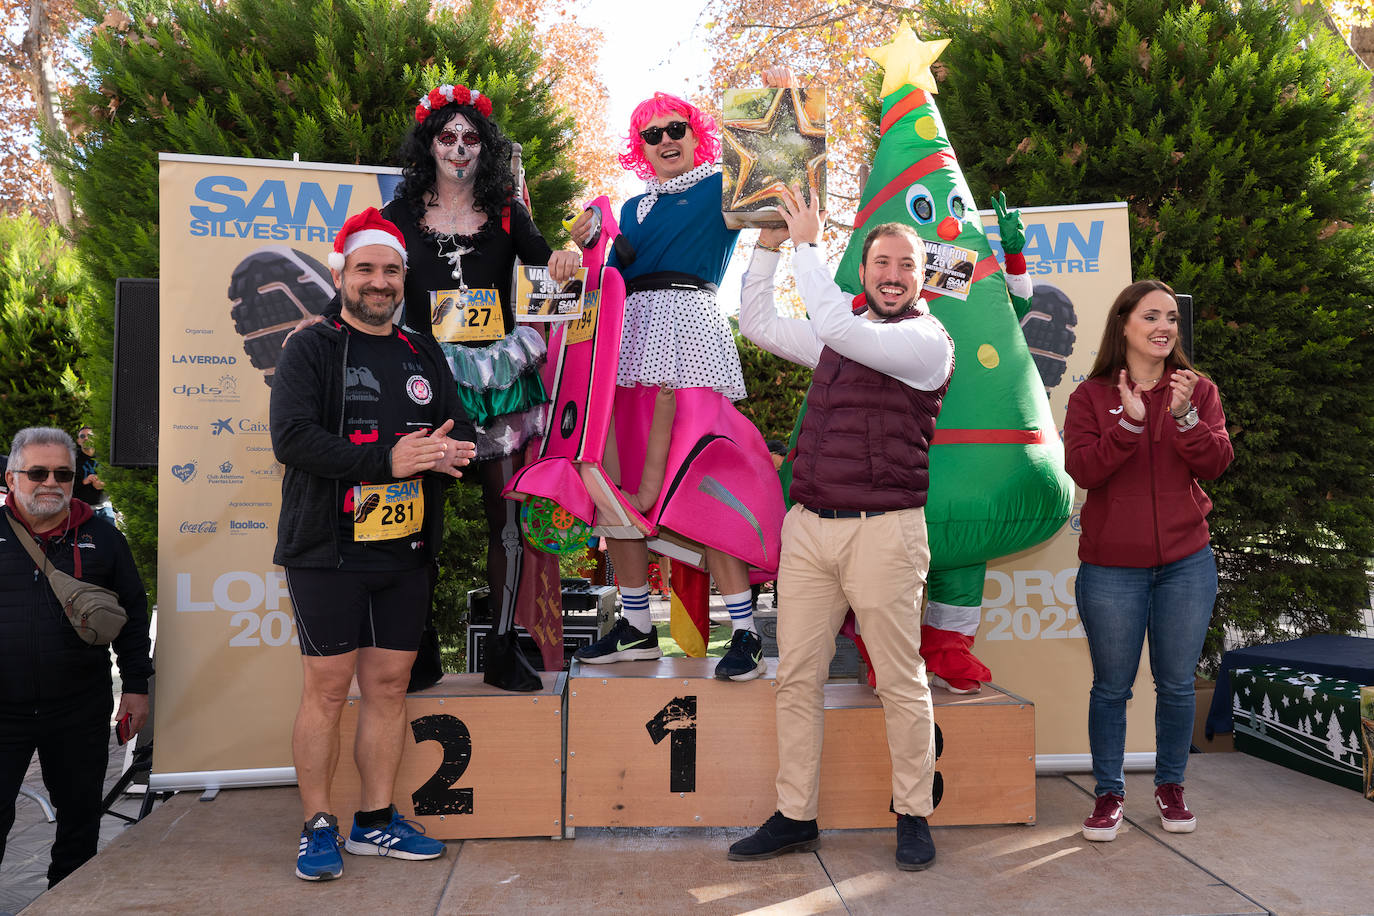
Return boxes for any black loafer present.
[728,811,820,860]
[896,813,936,871]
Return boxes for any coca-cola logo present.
[179,521,218,534]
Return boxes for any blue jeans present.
[1076,545,1216,797]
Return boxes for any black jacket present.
[0,498,153,709]
[270,300,475,568]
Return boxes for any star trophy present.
[721,86,827,228]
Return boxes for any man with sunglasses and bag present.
[0,426,152,888]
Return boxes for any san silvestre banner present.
[976,202,1156,769]
[153,154,401,789]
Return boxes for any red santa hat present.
[328,207,407,271]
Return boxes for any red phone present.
[115,713,133,746]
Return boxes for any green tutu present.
[441,327,550,460]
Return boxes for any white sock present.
[620,583,652,632]
[724,590,755,634]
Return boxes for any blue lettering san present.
[245,180,295,222]
[189,177,351,225]
[294,183,352,226]
[1021,221,1103,261]
[189,176,248,220]
[387,480,422,499]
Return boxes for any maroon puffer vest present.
[789,311,950,512]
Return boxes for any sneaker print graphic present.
[432,293,458,327]
[354,492,381,524]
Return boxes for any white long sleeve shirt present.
[738,244,954,391]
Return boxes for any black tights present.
[477,452,524,634]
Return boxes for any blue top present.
[609,171,741,284]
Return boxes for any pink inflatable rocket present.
[504,197,784,580]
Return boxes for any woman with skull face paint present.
[383,84,578,692]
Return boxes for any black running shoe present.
[715,629,766,681]
[727,811,820,861]
[574,617,662,664]
[1020,280,1078,390]
[228,246,335,386]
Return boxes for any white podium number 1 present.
[410,714,475,815]
[646,696,698,793]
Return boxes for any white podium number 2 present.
[410,714,474,815]
[646,696,697,793]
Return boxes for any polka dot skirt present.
[617,287,747,401]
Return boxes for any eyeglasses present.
[639,121,690,145]
[13,467,76,484]
[436,129,481,147]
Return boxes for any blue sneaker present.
[296,812,343,881]
[344,809,445,860]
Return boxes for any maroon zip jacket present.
[1064,373,1233,567]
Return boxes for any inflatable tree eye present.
[906,184,935,224]
[947,189,967,223]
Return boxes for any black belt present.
[802,505,887,519]
[624,271,719,296]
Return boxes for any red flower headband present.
[415,84,493,123]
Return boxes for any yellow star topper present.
[865,24,950,97]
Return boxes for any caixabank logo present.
[210,417,269,436]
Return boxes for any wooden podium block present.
[819,684,1036,828]
[565,659,1034,829]
[333,672,564,839]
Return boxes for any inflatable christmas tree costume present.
[832,26,1074,691]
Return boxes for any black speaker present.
[1175,293,1195,365]
[111,279,159,468]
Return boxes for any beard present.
[14,487,70,526]
[864,282,918,318]
[341,286,400,328]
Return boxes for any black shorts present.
[284,567,429,657]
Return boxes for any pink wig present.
[618,92,722,181]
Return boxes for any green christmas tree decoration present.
[835,24,1074,687]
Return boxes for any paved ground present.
[5,594,1367,914]
[9,753,1373,916]
[0,711,141,916]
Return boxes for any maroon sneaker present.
[1081,793,1124,841]
[1154,783,1196,833]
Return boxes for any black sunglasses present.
[14,467,75,484]
[436,129,481,147]
[639,121,690,145]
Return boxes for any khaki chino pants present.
[774,504,936,820]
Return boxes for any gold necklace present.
[1130,374,1161,385]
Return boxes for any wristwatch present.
[1173,404,1199,429]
